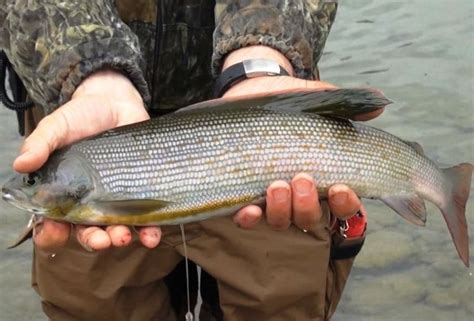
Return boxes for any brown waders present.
[24,107,360,321]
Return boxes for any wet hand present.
[14,70,162,252]
[222,46,384,230]
[233,175,362,230]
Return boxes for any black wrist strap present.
[213,59,289,98]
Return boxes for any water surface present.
[324,1,473,320]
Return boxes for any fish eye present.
[24,172,40,186]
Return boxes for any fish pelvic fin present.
[381,194,427,226]
[91,199,172,216]
[440,163,473,267]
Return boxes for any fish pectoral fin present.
[91,199,172,216]
[403,140,425,155]
[381,194,427,226]
[176,88,391,119]
[7,223,34,249]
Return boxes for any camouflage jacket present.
[0,0,337,114]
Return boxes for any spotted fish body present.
[73,107,435,223]
[2,89,472,265]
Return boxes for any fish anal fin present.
[381,194,427,226]
[92,199,171,216]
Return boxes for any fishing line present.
[179,224,194,321]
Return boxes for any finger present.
[351,108,385,121]
[13,112,68,173]
[13,95,148,174]
[291,173,322,230]
[328,184,361,220]
[14,97,112,173]
[105,225,133,247]
[138,226,162,249]
[33,219,70,252]
[265,180,292,230]
[305,79,338,90]
[233,205,262,229]
[76,225,112,251]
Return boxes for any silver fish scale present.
[71,108,444,212]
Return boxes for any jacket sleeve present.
[213,0,338,79]
[0,0,150,114]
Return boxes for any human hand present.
[222,46,384,230]
[14,70,162,252]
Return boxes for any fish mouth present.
[2,190,49,215]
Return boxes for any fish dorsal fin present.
[91,199,171,216]
[177,88,391,118]
[381,194,427,226]
[403,140,425,155]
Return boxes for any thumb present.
[13,95,115,173]
[13,111,68,173]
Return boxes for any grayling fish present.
[2,89,472,266]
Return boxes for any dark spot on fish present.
[230,168,241,174]
[296,132,306,140]
[340,56,352,61]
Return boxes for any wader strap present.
[330,235,365,260]
[0,50,34,136]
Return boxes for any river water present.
[0,0,472,320]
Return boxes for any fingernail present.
[17,150,34,160]
[79,234,94,252]
[246,213,260,226]
[332,192,348,205]
[295,178,313,195]
[145,235,159,248]
[82,241,94,252]
[272,188,289,202]
[142,230,160,248]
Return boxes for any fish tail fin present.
[440,163,473,267]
